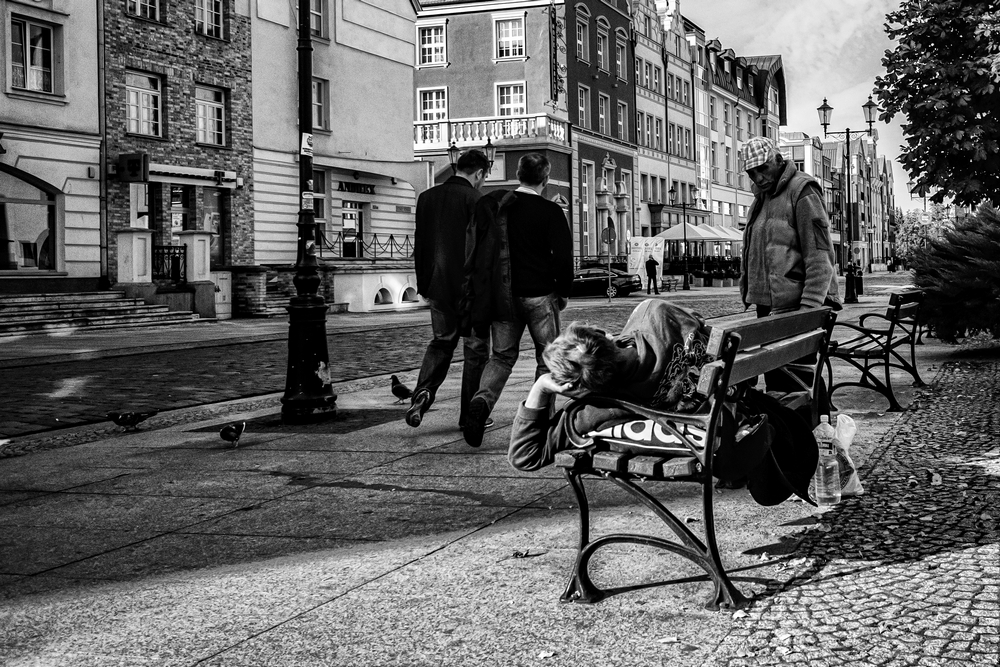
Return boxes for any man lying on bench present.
[509,299,711,471]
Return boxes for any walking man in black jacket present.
[461,153,574,447]
[405,150,492,430]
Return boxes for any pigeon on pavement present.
[220,421,246,448]
[106,410,158,432]
[391,375,413,404]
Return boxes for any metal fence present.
[317,230,414,260]
[152,245,186,283]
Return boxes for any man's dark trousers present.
[414,297,488,427]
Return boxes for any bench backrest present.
[886,289,923,323]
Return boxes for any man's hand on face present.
[525,373,586,409]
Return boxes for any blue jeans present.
[414,298,489,426]
[473,293,564,413]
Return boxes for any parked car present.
[571,268,642,298]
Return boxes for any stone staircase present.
[0,291,205,337]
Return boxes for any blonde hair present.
[542,322,617,392]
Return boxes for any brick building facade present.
[103,0,254,287]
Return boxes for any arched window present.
[0,165,58,271]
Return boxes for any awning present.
[654,223,731,242]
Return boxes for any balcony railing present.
[414,113,570,151]
[152,245,186,283]
[317,230,414,260]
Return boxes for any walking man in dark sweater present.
[405,149,492,430]
[461,153,574,447]
[645,254,660,295]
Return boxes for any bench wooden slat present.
[727,330,827,385]
[711,309,831,354]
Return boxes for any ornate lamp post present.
[281,3,337,423]
[668,185,698,291]
[817,95,879,304]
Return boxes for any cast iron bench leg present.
[560,470,749,610]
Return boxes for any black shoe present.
[463,397,489,448]
[715,476,748,490]
[405,390,431,428]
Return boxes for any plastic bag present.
[834,414,864,497]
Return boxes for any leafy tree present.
[910,205,1000,342]
[875,2,1000,207]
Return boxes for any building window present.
[10,18,53,93]
[419,87,447,142]
[653,67,661,94]
[635,57,641,85]
[417,25,446,66]
[709,96,717,130]
[724,102,732,136]
[195,86,225,145]
[682,81,690,105]
[643,62,651,89]
[615,41,626,79]
[655,118,662,151]
[726,146,733,184]
[736,109,743,140]
[711,142,719,182]
[641,173,648,201]
[667,74,674,100]
[497,82,526,116]
[684,128,692,159]
[617,102,627,140]
[576,20,589,61]
[127,0,159,20]
[125,71,162,136]
[312,78,329,129]
[195,0,223,39]
[668,124,675,155]
[313,169,327,222]
[578,85,590,128]
[645,115,652,148]
[596,31,609,71]
[495,17,525,60]
[598,94,609,134]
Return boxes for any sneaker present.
[463,397,489,448]
[405,390,431,428]
[460,417,494,431]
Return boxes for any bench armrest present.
[833,321,892,342]
[858,312,895,329]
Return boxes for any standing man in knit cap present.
[738,136,839,316]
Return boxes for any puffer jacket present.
[740,161,839,312]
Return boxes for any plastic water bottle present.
[812,415,841,506]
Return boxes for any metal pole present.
[281,6,337,423]
[843,129,858,303]
[681,202,690,290]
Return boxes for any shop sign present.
[338,182,375,195]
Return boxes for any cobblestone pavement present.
[710,356,1000,666]
[0,295,743,445]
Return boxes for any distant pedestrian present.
[644,255,660,295]
[461,153,574,448]
[405,149,492,430]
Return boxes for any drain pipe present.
[96,0,109,289]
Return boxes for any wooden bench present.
[825,289,925,412]
[661,276,680,292]
[554,308,836,609]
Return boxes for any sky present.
[682,0,920,211]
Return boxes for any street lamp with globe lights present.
[668,184,698,291]
[816,94,879,304]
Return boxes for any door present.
[342,201,364,258]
